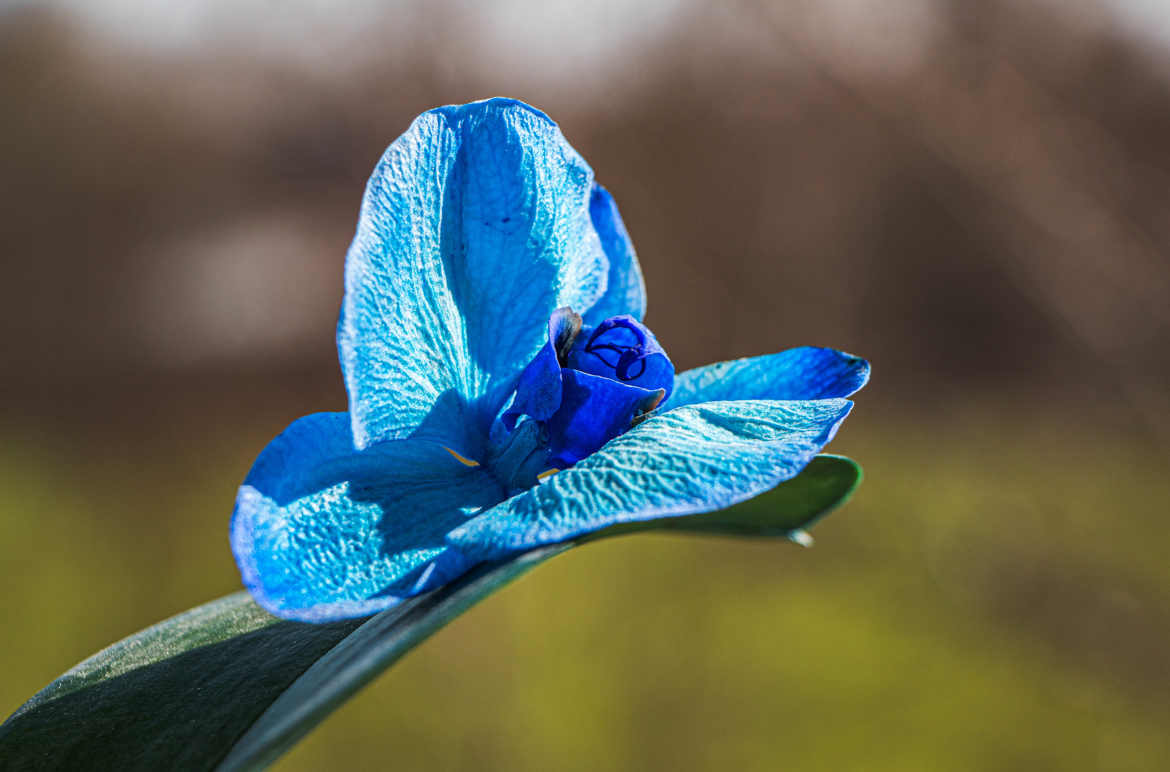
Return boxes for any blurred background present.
[2,0,1169,768]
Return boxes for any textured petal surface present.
[448,398,853,558]
[338,98,609,452]
[231,413,505,622]
[583,184,646,324]
[670,347,869,408]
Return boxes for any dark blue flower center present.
[498,307,674,485]
[565,314,675,399]
[580,317,651,380]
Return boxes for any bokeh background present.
[3,0,1169,768]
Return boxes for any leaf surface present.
[0,455,860,771]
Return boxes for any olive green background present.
[2,1,1168,769]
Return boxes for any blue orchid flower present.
[230,98,869,622]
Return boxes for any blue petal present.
[230,413,505,622]
[582,184,646,324]
[669,347,869,408]
[338,98,610,453]
[501,307,582,431]
[545,369,664,468]
[566,315,674,399]
[447,398,853,559]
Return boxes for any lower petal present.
[231,413,505,622]
[447,398,853,559]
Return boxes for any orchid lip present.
[506,309,677,473]
[583,316,651,380]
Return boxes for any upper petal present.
[669,347,869,408]
[447,398,853,559]
[230,412,505,622]
[582,184,646,324]
[338,98,610,453]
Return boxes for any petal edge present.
[448,398,853,559]
[670,347,869,408]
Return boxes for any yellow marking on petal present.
[536,468,560,481]
[444,447,481,467]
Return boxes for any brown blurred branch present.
[744,0,1169,445]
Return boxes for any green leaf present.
[0,455,860,771]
